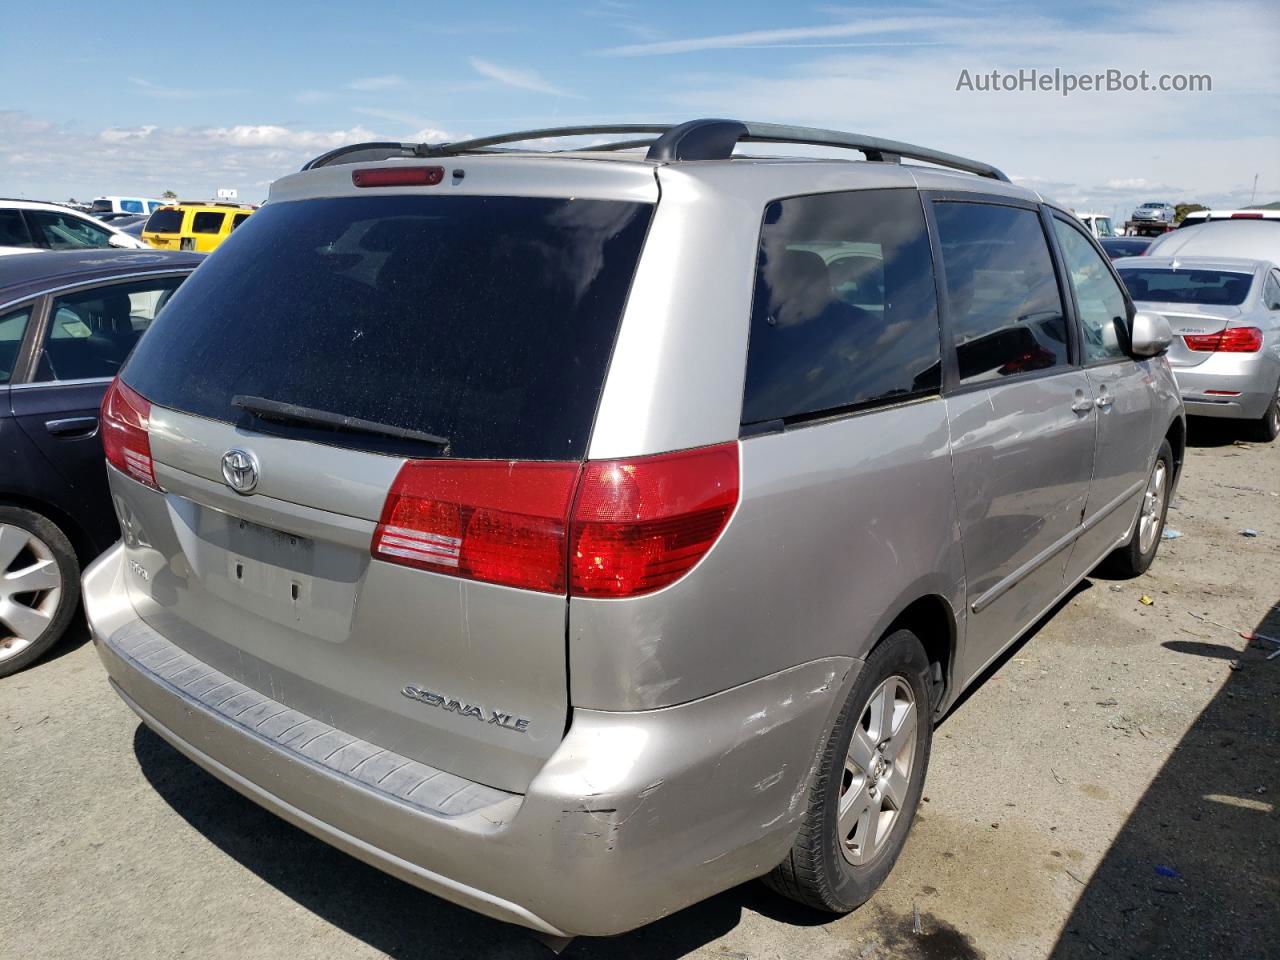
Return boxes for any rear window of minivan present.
[123,194,653,460]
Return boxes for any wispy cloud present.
[468,57,580,97]
[128,77,243,99]
[347,74,406,92]
[597,16,966,56]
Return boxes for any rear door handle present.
[45,416,99,438]
[1095,395,1114,409]
[1070,396,1095,414]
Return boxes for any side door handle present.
[1070,393,1095,414]
[1095,394,1114,409]
[45,416,99,438]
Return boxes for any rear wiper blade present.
[232,395,450,449]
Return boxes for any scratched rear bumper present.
[87,541,854,937]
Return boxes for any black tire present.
[1100,439,1173,579]
[0,506,79,678]
[765,629,932,913]
[1246,380,1280,443]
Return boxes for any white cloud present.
[597,16,966,56]
[468,57,580,97]
[347,74,406,91]
[128,77,243,100]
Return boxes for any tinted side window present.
[230,213,251,231]
[192,212,226,234]
[742,188,940,425]
[145,210,184,233]
[27,210,115,250]
[1052,218,1129,363]
[0,306,33,384]
[0,209,36,248]
[35,277,184,382]
[933,202,1069,384]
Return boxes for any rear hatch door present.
[113,175,655,792]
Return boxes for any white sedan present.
[0,199,150,255]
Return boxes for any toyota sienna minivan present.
[83,120,1184,940]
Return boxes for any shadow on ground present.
[1050,600,1279,958]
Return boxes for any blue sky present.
[3,0,1277,219]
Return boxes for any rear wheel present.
[1247,378,1280,442]
[1100,439,1173,578]
[0,507,79,678]
[765,629,932,913]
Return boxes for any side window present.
[34,277,184,383]
[26,210,114,250]
[1052,218,1129,363]
[230,212,251,231]
[0,209,37,248]
[933,202,1069,384]
[0,306,33,384]
[121,199,144,214]
[192,212,226,234]
[741,188,941,425]
[1264,272,1280,310]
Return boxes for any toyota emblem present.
[221,448,259,495]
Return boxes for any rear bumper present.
[1173,358,1277,420]
[85,543,855,937]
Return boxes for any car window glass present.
[192,212,226,234]
[121,200,143,214]
[34,276,184,383]
[0,209,37,248]
[1264,272,1280,310]
[742,188,941,425]
[27,210,114,250]
[230,213,251,231]
[0,306,33,384]
[1052,218,1130,363]
[932,202,1069,384]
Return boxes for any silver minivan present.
[83,120,1184,940]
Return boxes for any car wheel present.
[0,507,79,678]
[1247,378,1280,443]
[765,629,932,913]
[1101,439,1173,578]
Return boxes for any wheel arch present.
[877,593,957,716]
[0,492,96,565]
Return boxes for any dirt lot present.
[3,422,1276,960]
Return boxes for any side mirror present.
[1130,310,1173,358]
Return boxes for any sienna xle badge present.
[84,120,1185,939]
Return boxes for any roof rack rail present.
[300,119,1009,182]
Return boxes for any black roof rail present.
[300,119,1009,182]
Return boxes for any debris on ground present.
[1162,528,1182,540]
[1240,528,1260,537]
[1154,865,1182,879]
[913,902,923,936]
[1140,595,1154,605]
[1240,631,1280,660]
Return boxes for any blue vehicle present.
[0,249,202,675]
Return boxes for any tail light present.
[1230,213,1263,219]
[372,442,740,597]
[1183,327,1263,352]
[101,378,159,489]
[352,166,445,188]
[570,444,739,597]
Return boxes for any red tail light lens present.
[569,443,739,598]
[100,378,158,489]
[352,166,444,188]
[1183,327,1263,352]
[372,460,580,593]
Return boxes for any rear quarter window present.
[145,210,184,233]
[192,212,226,234]
[742,188,941,426]
[122,194,654,460]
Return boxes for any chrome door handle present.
[1095,395,1113,409]
[1070,397,1094,414]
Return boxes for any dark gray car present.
[81,120,1184,939]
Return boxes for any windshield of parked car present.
[123,194,654,460]
[1118,268,1253,305]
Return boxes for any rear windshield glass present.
[145,210,184,234]
[1118,268,1253,306]
[91,199,112,213]
[123,194,653,460]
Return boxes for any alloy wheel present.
[839,675,917,865]
[1137,458,1168,555]
[0,523,63,662]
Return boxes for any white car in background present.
[0,199,150,255]
[1145,220,1280,265]
[1077,212,1116,238]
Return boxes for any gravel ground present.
[2,422,1276,960]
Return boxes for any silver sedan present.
[1115,255,1280,440]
